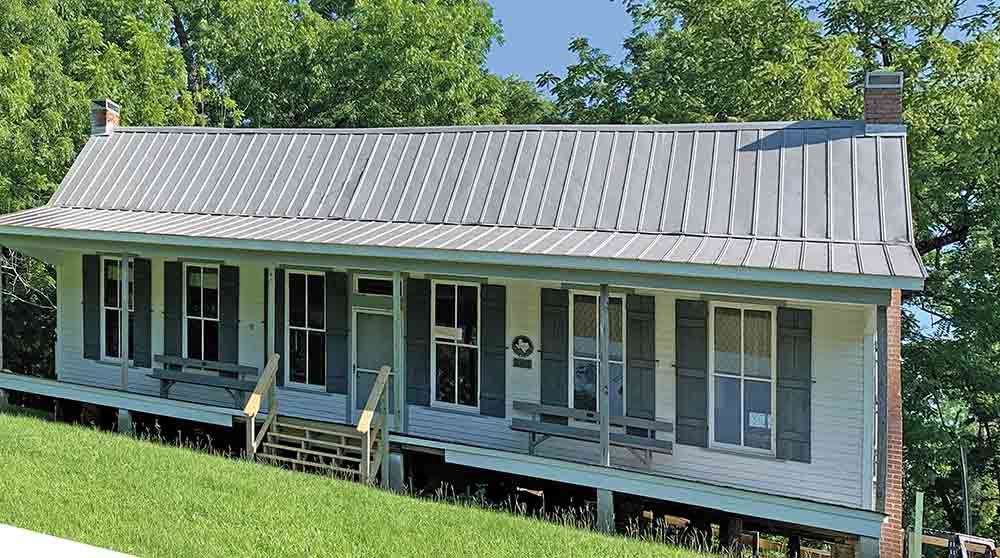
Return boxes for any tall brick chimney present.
[864,71,903,131]
[90,99,120,136]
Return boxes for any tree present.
[542,0,1000,539]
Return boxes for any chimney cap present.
[865,71,903,90]
[91,98,121,112]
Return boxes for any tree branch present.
[917,224,970,255]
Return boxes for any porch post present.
[599,283,610,467]
[266,268,276,360]
[392,271,405,433]
[120,254,129,389]
[0,247,4,371]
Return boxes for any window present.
[432,282,479,408]
[356,276,393,297]
[184,264,220,362]
[570,293,624,415]
[710,305,776,452]
[101,257,134,361]
[287,271,325,388]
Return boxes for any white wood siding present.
[55,256,871,509]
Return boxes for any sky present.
[486,1,632,84]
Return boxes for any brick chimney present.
[90,99,120,135]
[864,72,903,130]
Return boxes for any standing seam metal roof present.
[2,120,925,283]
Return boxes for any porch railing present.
[244,353,280,458]
[355,365,391,487]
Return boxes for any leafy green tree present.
[543,0,1000,539]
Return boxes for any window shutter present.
[82,255,101,360]
[626,294,655,437]
[163,261,183,363]
[133,258,152,368]
[675,299,708,447]
[776,307,812,463]
[480,284,506,418]
[274,269,285,387]
[326,272,349,394]
[219,266,240,372]
[405,278,431,405]
[540,288,569,424]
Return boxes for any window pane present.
[745,380,772,450]
[357,277,393,296]
[435,284,455,328]
[713,376,741,445]
[744,310,771,378]
[308,331,325,386]
[187,318,202,360]
[289,273,306,327]
[714,307,741,375]
[357,312,393,372]
[457,285,478,345]
[573,359,597,412]
[609,298,623,362]
[573,295,597,358]
[104,260,120,308]
[203,268,219,319]
[105,310,120,358]
[457,347,478,406]
[307,275,325,330]
[203,320,219,362]
[435,344,456,404]
[609,362,624,417]
[289,329,307,384]
[186,267,202,317]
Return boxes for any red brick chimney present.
[864,72,903,130]
[90,99,120,136]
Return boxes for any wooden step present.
[258,453,362,477]
[262,441,363,464]
[266,431,363,453]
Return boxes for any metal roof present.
[1,121,925,286]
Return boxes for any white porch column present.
[119,254,129,389]
[599,283,610,467]
[392,271,405,433]
[0,247,5,371]
[266,268,276,360]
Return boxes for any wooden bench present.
[510,400,674,465]
[150,355,261,408]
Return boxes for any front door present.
[353,309,395,415]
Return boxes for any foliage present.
[0,412,694,557]
[540,0,1000,539]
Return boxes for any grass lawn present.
[0,412,699,557]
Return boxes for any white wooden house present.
[0,73,920,557]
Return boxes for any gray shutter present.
[405,278,431,405]
[274,269,285,387]
[163,261,183,365]
[219,266,240,374]
[133,258,152,368]
[480,284,506,417]
[675,299,708,447]
[540,288,569,424]
[326,272,349,394]
[776,307,812,463]
[82,255,101,360]
[626,294,655,437]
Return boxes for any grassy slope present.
[0,412,692,557]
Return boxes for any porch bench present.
[150,355,260,408]
[510,418,674,454]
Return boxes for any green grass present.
[0,412,700,557]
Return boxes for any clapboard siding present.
[54,256,869,509]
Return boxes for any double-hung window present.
[710,304,776,452]
[432,282,479,408]
[101,257,133,361]
[287,271,326,388]
[570,292,625,415]
[184,264,220,362]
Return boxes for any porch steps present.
[255,416,381,481]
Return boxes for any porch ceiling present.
[0,206,923,294]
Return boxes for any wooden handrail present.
[356,365,391,434]
[244,353,281,417]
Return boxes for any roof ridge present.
[116,120,867,136]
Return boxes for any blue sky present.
[486,1,632,84]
